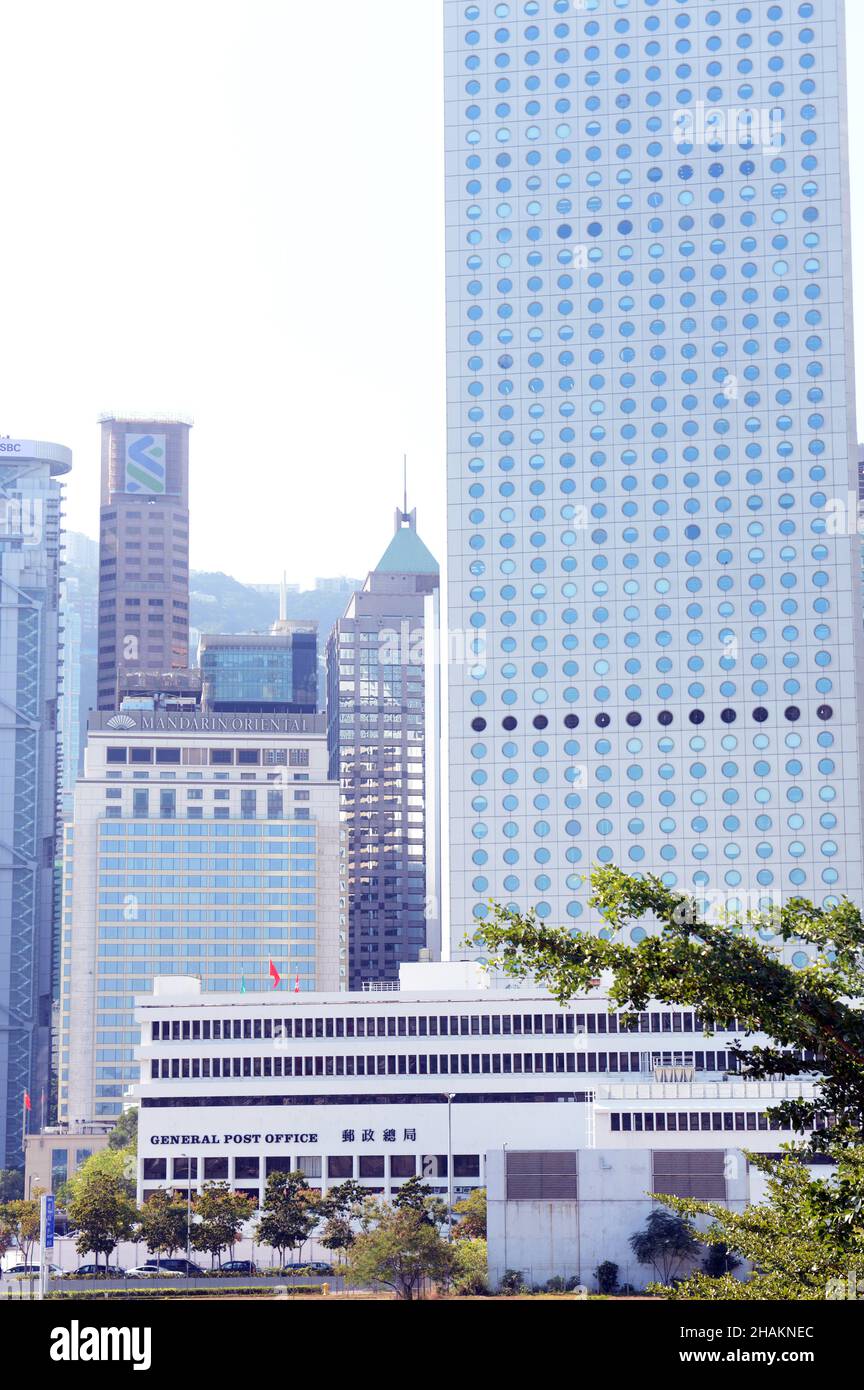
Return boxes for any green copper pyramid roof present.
[376,524,439,576]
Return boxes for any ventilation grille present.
[506,1150,578,1200]
[652,1150,726,1200]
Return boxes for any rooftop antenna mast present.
[403,453,408,517]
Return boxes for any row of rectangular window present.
[141,1154,481,1182]
[610,1111,806,1134]
[107,791,310,805]
[149,1010,742,1042]
[100,825,316,838]
[106,807,312,821]
[106,747,311,766]
[148,1050,737,1080]
[140,1091,587,1108]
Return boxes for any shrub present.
[544,1274,582,1293]
[452,1238,489,1296]
[594,1261,620,1295]
[701,1243,742,1279]
[499,1269,525,1296]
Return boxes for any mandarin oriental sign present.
[93,712,325,735]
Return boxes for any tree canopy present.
[65,1149,138,1268]
[345,1205,457,1300]
[453,1187,487,1240]
[473,866,864,1151]
[137,1188,189,1263]
[107,1107,138,1153]
[0,1169,24,1203]
[254,1171,319,1266]
[0,1197,41,1267]
[472,866,864,1299]
[657,1147,864,1300]
[191,1184,254,1267]
[629,1209,701,1285]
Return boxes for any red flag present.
[293,974,300,994]
[23,1091,31,1111]
[269,959,281,989]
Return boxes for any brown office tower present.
[96,416,192,710]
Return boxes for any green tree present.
[0,1198,41,1267]
[138,1188,190,1268]
[191,1184,254,1268]
[654,1144,864,1300]
[472,867,864,1299]
[451,1237,489,1295]
[629,1210,701,1287]
[594,1260,619,1294]
[317,1180,364,1264]
[108,1107,138,1153]
[473,866,864,1151]
[701,1242,741,1279]
[453,1187,487,1240]
[392,1175,447,1230]
[254,1171,320,1267]
[0,1169,24,1202]
[345,1205,458,1301]
[65,1149,137,1271]
[0,1211,14,1262]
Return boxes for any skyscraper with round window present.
[445,0,864,950]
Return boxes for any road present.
[1,1273,344,1294]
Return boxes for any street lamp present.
[178,1152,194,1274]
[444,1093,455,1241]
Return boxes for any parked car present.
[74,1264,126,1277]
[218,1260,259,1276]
[127,1264,181,1279]
[128,1258,204,1278]
[3,1263,62,1278]
[279,1261,334,1276]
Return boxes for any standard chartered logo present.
[124,433,167,494]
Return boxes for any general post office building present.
[132,965,817,1208]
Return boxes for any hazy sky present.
[2,1,863,584]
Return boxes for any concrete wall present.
[487,1148,751,1292]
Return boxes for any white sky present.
[1,0,863,584]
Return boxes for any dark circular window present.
[720,708,737,724]
[626,711,642,727]
[595,712,611,728]
[564,714,580,729]
[784,705,801,722]
[502,716,518,731]
[532,714,548,730]
[658,710,674,726]
[817,704,834,721]
[688,709,705,725]
[471,717,487,732]
[752,707,769,723]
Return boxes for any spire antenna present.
[403,453,408,516]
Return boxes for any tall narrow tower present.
[327,506,441,987]
[96,416,191,710]
[0,437,71,1164]
[444,0,864,949]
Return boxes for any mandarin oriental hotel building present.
[59,711,344,1125]
[132,964,819,1210]
[445,0,864,944]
